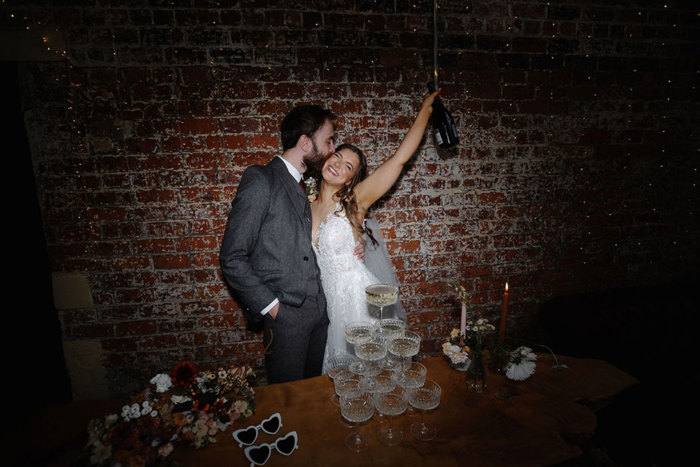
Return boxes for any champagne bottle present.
[427,81,459,148]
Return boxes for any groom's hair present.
[280,105,336,151]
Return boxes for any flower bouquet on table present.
[442,318,496,372]
[85,361,255,466]
[442,328,471,370]
[442,280,474,370]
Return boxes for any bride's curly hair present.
[318,143,377,246]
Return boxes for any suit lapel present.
[269,157,311,233]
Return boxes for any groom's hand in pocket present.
[268,303,280,320]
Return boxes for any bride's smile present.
[323,149,360,186]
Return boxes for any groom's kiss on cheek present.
[306,120,336,164]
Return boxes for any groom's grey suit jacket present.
[220,156,321,325]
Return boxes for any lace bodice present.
[314,207,363,275]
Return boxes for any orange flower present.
[172,412,188,427]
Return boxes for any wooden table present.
[6,354,637,466]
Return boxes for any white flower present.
[121,405,131,421]
[505,346,537,381]
[442,342,468,364]
[150,373,173,393]
[516,346,537,362]
[141,400,153,416]
[196,376,209,392]
[86,419,105,445]
[129,403,141,419]
[506,360,536,381]
[158,442,174,458]
[234,400,249,413]
[105,414,119,427]
[89,440,112,465]
[171,394,191,404]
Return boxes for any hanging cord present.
[433,0,439,88]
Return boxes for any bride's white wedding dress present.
[313,204,380,374]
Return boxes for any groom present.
[219,104,336,384]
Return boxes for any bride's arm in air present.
[354,89,440,212]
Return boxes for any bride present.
[310,90,439,372]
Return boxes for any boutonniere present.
[304,178,318,202]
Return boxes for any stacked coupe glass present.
[326,284,442,451]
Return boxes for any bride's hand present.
[353,242,365,262]
[420,88,441,114]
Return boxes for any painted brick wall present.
[6,1,697,397]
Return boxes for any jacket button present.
[303,256,309,261]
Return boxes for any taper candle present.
[460,301,466,344]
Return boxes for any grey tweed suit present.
[220,156,328,384]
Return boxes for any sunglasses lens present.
[274,431,298,456]
[233,426,258,446]
[261,413,281,434]
[245,444,271,466]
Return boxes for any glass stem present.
[353,421,363,445]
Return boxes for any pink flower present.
[158,443,174,458]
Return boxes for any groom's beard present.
[302,140,327,175]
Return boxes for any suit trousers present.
[262,292,329,384]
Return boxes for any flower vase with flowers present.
[442,280,472,369]
[85,361,255,466]
[464,319,495,393]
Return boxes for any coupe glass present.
[365,284,398,325]
[377,319,406,370]
[359,371,394,394]
[340,391,375,452]
[408,379,441,441]
[327,354,357,406]
[392,361,427,416]
[344,321,376,375]
[387,330,421,371]
[334,373,362,427]
[374,385,408,446]
[359,372,394,421]
[392,361,426,389]
[354,337,387,377]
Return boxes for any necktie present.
[298,179,306,193]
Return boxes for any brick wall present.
[5,0,697,397]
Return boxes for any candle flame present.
[505,282,509,292]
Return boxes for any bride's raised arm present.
[354,89,440,212]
